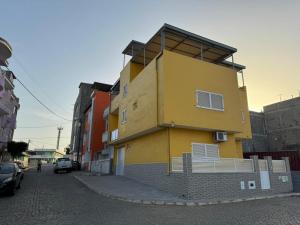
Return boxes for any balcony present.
[103,107,109,119]
[0,95,14,115]
[111,129,119,142]
[0,37,12,66]
[102,131,109,143]
[3,70,15,90]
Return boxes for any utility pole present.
[56,126,63,150]
[27,139,30,150]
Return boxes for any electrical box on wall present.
[279,176,288,183]
[215,132,227,142]
[248,181,256,189]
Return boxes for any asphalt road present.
[1,165,300,225]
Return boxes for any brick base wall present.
[124,163,293,201]
[124,164,186,197]
[187,172,292,201]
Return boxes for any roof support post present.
[123,54,125,68]
[231,54,235,70]
[241,70,245,87]
[160,30,165,52]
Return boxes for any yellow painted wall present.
[116,129,169,165]
[130,63,144,81]
[110,95,120,114]
[108,114,118,131]
[169,128,243,158]
[110,50,251,160]
[234,86,252,139]
[162,50,245,133]
[112,58,162,139]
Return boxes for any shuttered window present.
[196,90,224,111]
[192,143,219,160]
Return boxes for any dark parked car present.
[71,160,81,171]
[0,162,22,196]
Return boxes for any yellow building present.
[109,24,251,176]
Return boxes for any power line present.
[12,56,73,115]
[8,69,72,121]
[17,122,71,129]
[14,137,70,139]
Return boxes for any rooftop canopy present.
[122,23,245,71]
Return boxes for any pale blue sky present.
[1,0,299,149]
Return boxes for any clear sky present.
[1,0,299,149]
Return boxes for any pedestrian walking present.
[37,159,42,172]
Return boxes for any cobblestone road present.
[1,166,300,225]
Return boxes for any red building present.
[81,83,111,171]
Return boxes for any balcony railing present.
[0,94,14,115]
[103,107,109,119]
[111,129,119,142]
[171,157,254,173]
[102,131,109,143]
[272,160,286,173]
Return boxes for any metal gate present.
[259,160,270,190]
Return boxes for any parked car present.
[14,161,25,180]
[54,158,72,173]
[71,160,81,171]
[0,162,22,196]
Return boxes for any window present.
[196,90,224,111]
[241,111,245,123]
[192,143,219,160]
[121,109,127,124]
[123,84,128,97]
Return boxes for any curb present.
[73,175,300,207]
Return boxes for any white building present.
[0,37,19,160]
[27,148,65,166]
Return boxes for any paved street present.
[1,166,300,225]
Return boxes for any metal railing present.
[171,157,254,173]
[111,129,119,142]
[102,131,109,143]
[103,107,109,118]
[272,160,286,173]
[192,158,254,173]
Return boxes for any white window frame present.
[191,142,220,161]
[121,109,127,124]
[196,90,224,111]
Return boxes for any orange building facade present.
[81,85,111,170]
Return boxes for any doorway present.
[116,147,125,176]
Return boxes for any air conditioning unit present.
[215,131,227,142]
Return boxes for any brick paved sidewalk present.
[73,173,183,202]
